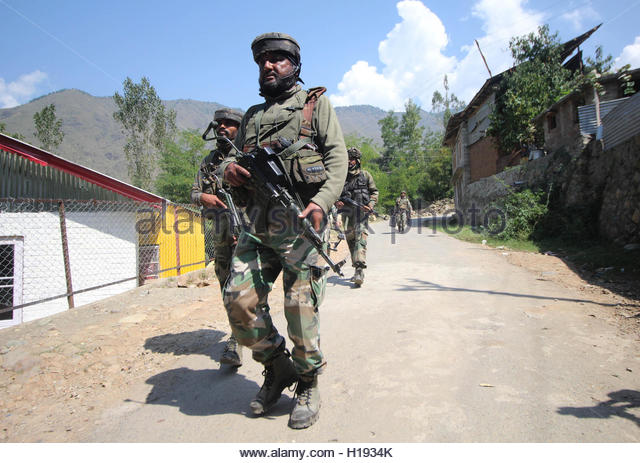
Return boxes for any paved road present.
[90,220,640,442]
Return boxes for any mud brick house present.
[444,25,602,212]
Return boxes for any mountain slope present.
[0,89,443,183]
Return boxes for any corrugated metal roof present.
[602,91,640,151]
[578,97,629,135]
[0,133,164,203]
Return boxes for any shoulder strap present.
[300,87,326,138]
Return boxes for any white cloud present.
[560,5,600,32]
[330,0,546,111]
[614,36,640,69]
[0,70,48,108]
[330,0,455,111]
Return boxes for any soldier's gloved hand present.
[224,162,251,187]
[200,193,227,209]
[299,202,325,232]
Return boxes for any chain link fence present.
[0,198,216,327]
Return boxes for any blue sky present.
[1,0,639,112]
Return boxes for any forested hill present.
[0,89,442,183]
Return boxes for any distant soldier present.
[394,191,412,232]
[336,147,378,287]
[191,107,244,367]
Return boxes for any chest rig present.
[241,88,328,203]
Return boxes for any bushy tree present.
[113,77,176,190]
[156,129,208,203]
[375,99,453,210]
[33,104,64,151]
[487,25,574,154]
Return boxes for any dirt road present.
[1,220,639,442]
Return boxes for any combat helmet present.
[347,147,361,160]
[214,108,244,125]
[251,32,301,66]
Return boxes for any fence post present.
[174,205,181,276]
[58,200,75,309]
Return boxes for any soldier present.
[220,32,347,429]
[191,107,244,367]
[394,190,413,232]
[335,147,378,287]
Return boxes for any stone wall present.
[458,134,640,244]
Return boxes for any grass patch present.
[435,224,540,252]
[438,224,640,278]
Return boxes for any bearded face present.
[257,51,299,97]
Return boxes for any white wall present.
[0,210,137,328]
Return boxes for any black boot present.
[288,375,320,429]
[250,346,298,415]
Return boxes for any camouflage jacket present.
[395,196,412,213]
[218,85,348,234]
[191,144,231,205]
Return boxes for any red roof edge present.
[0,133,165,204]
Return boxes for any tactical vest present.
[343,171,370,206]
[240,87,328,203]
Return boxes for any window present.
[0,244,15,320]
[548,113,557,130]
[0,239,23,325]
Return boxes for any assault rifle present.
[339,194,387,219]
[209,124,346,276]
[200,125,243,238]
[235,143,346,276]
[202,165,243,238]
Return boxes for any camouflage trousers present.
[344,216,368,268]
[396,209,409,230]
[223,223,328,375]
[213,239,234,295]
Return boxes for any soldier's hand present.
[335,200,344,209]
[362,204,373,213]
[200,193,227,209]
[224,162,251,186]
[299,202,325,232]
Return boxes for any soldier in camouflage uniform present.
[394,191,413,232]
[220,32,347,429]
[335,147,378,287]
[191,107,244,367]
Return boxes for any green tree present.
[431,75,466,127]
[487,25,574,155]
[375,99,453,209]
[0,122,26,141]
[33,103,64,151]
[378,110,399,170]
[113,77,176,190]
[420,129,453,201]
[156,129,208,203]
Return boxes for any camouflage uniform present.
[341,169,378,269]
[191,107,244,367]
[394,194,413,232]
[191,147,234,289]
[219,83,347,376]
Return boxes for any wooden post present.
[58,200,75,309]
[174,206,181,276]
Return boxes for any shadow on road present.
[137,367,293,418]
[396,278,619,307]
[327,275,362,289]
[132,367,294,418]
[144,329,226,360]
[557,390,640,428]
[139,331,293,418]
